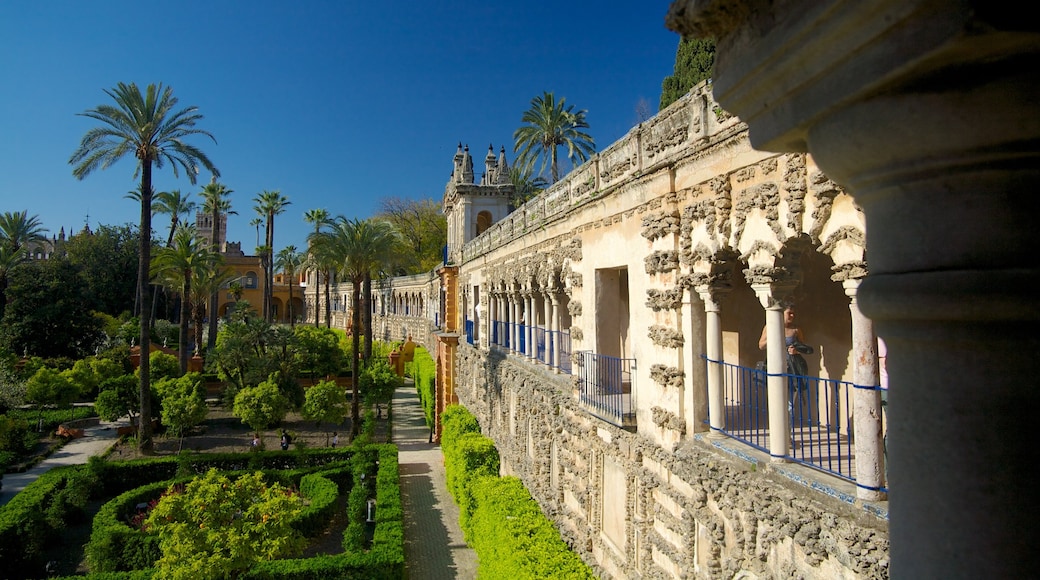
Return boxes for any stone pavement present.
[394,379,479,579]
[0,420,124,506]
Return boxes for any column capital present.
[750,282,797,310]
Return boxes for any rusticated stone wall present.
[454,345,889,579]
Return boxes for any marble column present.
[667,1,1040,575]
[752,284,790,459]
[696,284,728,437]
[845,279,886,501]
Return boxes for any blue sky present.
[1,1,680,252]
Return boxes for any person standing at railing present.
[759,306,814,427]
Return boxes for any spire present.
[497,146,512,185]
[482,143,498,185]
[461,144,474,184]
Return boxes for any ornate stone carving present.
[569,327,583,342]
[646,287,684,311]
[734,182,781,242]
[641,211,681,241]
[651,406,686,435]
[649,325,684,348]
[645,250,680,274]
[567,301,582,317]
[650,364,685,388]
[809,170,842,241]
[783,154,807,232]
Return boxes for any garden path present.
[395,379,479,579]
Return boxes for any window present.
[244,271,258,289]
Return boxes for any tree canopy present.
[659,36,716,110]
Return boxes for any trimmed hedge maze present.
[0,445,402,579]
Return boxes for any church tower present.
[443,143,514,264]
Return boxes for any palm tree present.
[152,189,196,320]
[0,210,47,318]
[253,190,291,322]
[508,165,549,209]
[151,225,221,374]
[274,245,303,327]
[70,82,218,453]
[154,190,196,247]
[303,208,331,327]
[199,179,234,350]
[250,217,262,247]
[313,217,396,439]
[513,91,596,183]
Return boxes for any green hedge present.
[6,445,403,579]
[469,476,595,579]
[410,347,436,429]
[440,404,594,579]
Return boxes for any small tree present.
[155,374,208,450]
[232,377,289,434]
[146,469,305,579]
[25,367,78,425]
[301,379,348,446]
[94,375,139,422]
[293,325,345,380]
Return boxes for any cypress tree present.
[659,36,716,110]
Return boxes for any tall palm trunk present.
[137,166,154,453]
[207,208,220,350]
[264,216,274,322]
[324,270,331,328]
[179,270,191,374]
[313,270,321,327]
[363,272,373,360]
[288,276,295,328]
[350,276,362,439]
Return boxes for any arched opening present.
[476,210,493,236]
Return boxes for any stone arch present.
[476,210,493,236]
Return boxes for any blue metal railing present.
[706,357,871,485]
[576,352,635,428]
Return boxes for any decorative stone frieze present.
[650,364,685,388]
[648,325,684,348]
[784,154,808,232]
[644,250,680,275]
[640,211,681,241]
[646,288,683,312]
[809,171,842,241]
[569,327,583,342]
[819,226,865,257]
[831,261,869,282]
[734,181,783,242]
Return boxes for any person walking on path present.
[394,377,479,579]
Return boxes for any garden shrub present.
[4,445,404,579]
[410,347,436,429]
[469,476,595,580]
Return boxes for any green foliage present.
[441,405,499,535]
[146,469,306,579]
[440,404,591,579]
[0,414,35,455]
[373,197,448,275]
[469,476,595,579]
[0,358,26,413]
[0,259,104,358]
[411,347,436,429]
[63,223,141,317]
[25,366,78,408]
[659,36,716,110]
[514,91,596,183]
[95,374,139,421]
[144,351,180,381]
[233,378,290,432]
[294,325,346,378]
[302,379,348,444]
[155,374,207,440]
[6,445,404,578]
[359,358,400,408]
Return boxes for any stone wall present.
[455,344,889,579]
